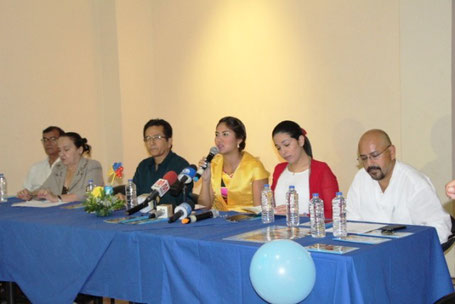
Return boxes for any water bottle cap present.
[336,192,343,196]
[0,173,3,177]
[264,184,270,189]
[128,179,133,182]
[89,179,94,182]
[312,193,319,197]
[289,185,295,190]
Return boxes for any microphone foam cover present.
[163,171,178,185]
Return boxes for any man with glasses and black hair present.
[22,126,65,191]
[346,129,451,243]
[132,118,192,207]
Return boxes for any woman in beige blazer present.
[17,132,104,202]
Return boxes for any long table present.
[0,198,452,303]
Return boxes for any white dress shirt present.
[347,160,451,243]
[274,167,310,215]
[23,158,59,191]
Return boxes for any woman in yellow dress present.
[198,116,269,212]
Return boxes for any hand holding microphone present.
[194,147,219,182]
[126,171,178,215]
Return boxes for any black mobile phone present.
[380,224,406,233]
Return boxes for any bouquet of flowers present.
[84,186,125,217]
[83,162,125,216]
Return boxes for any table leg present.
[5,282,15,304]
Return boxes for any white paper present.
[241,206,262,214]
[347,222,385,234]
[12,200,69,208]
[326,222,385,233]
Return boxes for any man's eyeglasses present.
[41,137,58,143]
[144,135,167,143]
[357,145,391,163]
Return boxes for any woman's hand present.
[17,189,32,201]
[36,189,58,202]
[198,157,211,181]
[274,204,287,215]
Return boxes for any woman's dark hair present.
[62,132,91,156]
[272,120,313,157]
[217,116,247,152]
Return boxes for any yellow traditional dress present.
[210,151,269,212]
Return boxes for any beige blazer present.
[40,158,104,201]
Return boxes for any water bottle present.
[0,173,7,203]
[332,192,347,238]
[86,179,95,194]
[309,193,326,238]
[261,184,275,224]
[125,179,137,209]
[286,185,299,227]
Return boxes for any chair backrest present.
[441,215,455,252]
[434,291,455,304]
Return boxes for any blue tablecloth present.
[0,198,452,303]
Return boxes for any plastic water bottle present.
[309,193,326,238]
[286,185,299,227]
[261,184,275,224]
[86,179,95,194]
[125,179,137,209]
[0,174,7,203]
[332,192,347,238]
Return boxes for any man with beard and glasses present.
[346,129,451,244]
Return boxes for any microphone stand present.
[182,183,188,204]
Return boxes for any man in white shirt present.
[22,126,64,191]
[347,129,451,243]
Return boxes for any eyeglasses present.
[41,137,58,143]
[357,145,391,163]
[144,135,167,143]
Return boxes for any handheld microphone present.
[182,209,219,224]
[168,202,192,223]
[126,171,178,215]
[170,165,197,196]
[194,147,219,182]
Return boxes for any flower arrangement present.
[83,162,125,217]
[84,186,125,216]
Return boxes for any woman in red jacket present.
[272,120,339,219]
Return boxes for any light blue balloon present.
[250,239,316,304]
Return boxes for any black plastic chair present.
[434,291,455,304]
[113,185,126,195]
[441,216,455,252]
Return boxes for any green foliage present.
[83,187,125,217]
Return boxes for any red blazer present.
[271,159,339,219]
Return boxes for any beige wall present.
[401,0,452,210]
[0,0,452,237]
[114,0,402,196]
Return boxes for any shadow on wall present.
[420,115,453,213]
[331,119,366,192]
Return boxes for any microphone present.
[126,171,178,215]
[193,147,219,182]
[168,202,192,223]
[170,165,197,196]
[182,209,219,224]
